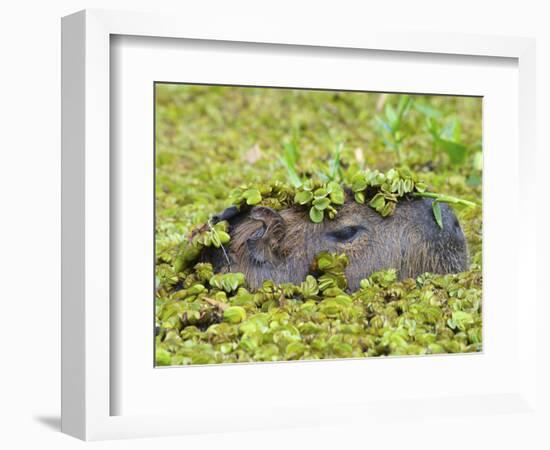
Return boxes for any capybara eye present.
[328,225,364,242]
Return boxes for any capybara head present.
[201,194,468,291]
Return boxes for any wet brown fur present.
[201,194,468,291]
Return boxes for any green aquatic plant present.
[350,166,427,216]
[374,95,413,163]
[412,192,477,229]
[414,102,469,167]
[161,170,480,366]
[294,180,345,223]
[279,140,303,188]
[228,167,476,226]
[155,85,483,367]
[155,252,482,366]
[174,220,230,272]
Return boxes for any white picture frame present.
[61,9,539,441]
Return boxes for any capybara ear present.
[211,205,240,224]
[246,206,286,264]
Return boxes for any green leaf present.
[466,174,481,187]
[300,275,319,297]
[328,142,343,181]
[312,197,330,210]
[403,179,414,193]
[243,189,262,205]
[225,274,240,291]
[351,173,368,192]
[385,104,398,128]
[285,342,307,360]
[415,182,427,193]
[155,348,172,366]
[398,166,413,178]
[302,179,314,191]
[432,201,443,229]
[213,221,228,232]
[313,188,328,199]
[210,232,221,248]
[282,141,299,165]
[278,142,302,188]
[294,190,313,205]
[389,178,400,194]
[374,172,386,185]
[442,118,461,143]
[223,306,247,324]
[473,151,483,171]
[386,168,397,181]
[450,311,474,331]
[209,273,245,292]
[414,102,442,119]
[397,95,411,117]
[438,139,467,166]
[309,207,324,223]
[217,231,230,244]
[326,181,339,194]
[369,193,386,210]
[354,192,365,204]
[316,253,334,270]
[425,117,440,139]
[329,186,345,205]
[375,115,393,134]
[380,201,396,217]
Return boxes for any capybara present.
[201,194,468,291]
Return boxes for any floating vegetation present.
[228,167,475,225]
[155,85,483,366]
[156,252,482,365]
